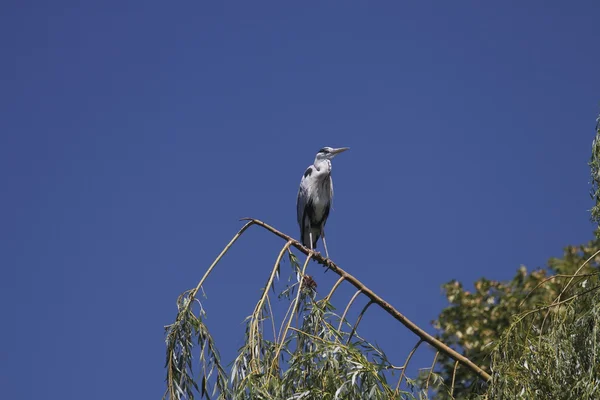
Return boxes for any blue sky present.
[1,1,599,398]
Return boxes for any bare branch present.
[450,360,459,398]
[424,351,440,393]
[396,339,424,393]
[347,300,374,344]
[325,276,346,302]
[337,289,362,332]
[191,221,255,299]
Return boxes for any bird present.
[296,146,349,259]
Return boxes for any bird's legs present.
[321,228,330,259]
[307,219,315,252]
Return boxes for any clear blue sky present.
[1,1,599,398]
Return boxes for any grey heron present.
[296,146,349,259]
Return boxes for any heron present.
[296,146,349,259]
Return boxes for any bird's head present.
[314,147,349,163]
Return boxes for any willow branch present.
[338,289,362,332]
[424,351,440,393]
[347,300,374,344]
[325,276,346,302]
[190,221,255,299]
[553,249,600,303]
[450,360,459,398]
[271,253,312,374]
[241,217,491,382]
[395,339,423,393]
[519,272,598,309]
[249,240,293,372]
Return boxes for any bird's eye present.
[318,148,329,154]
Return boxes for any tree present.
[164,220,600,400]
[432,239,600,399]
[589,116,600,229]
[430,114,600,399]
[163,220,489,400]
[164,114,600,399]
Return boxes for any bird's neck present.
[313,159,332,176]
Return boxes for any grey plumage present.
[296,147,349,258]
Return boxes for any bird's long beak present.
[330,147,350,156]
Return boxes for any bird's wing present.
[329,175,334,210]
[296,186,308,246]
[321,199,331,228]
[297,167,314,245]
[297,167,313,223]
[296,184,307,227]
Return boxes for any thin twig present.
[450,360,459,398]
[278,288,299,342]
[165,222,255,400]
[536,271,597,344]
[338,289,362,332]
[347,300,374,344]
[552,249,600,305]
[519,272,597,309]
[271,253,313,374]
[190,221,255,299]
[276,253,302,342]
[166,354,175,399]
[325,276,346,302]
[266,294,277,341]
[289,326,340,345]
[249,240,293,372]
[532,283,600,315]
[395,339,424,393]
[241,217,492,382]
[424,351,440,393]
[513,283,600,332]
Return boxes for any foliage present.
[164,228,600,400]
[230,286,399,399]
[429,113,600,398]
[165,226,600,400]
[432,239,600,399]
[164,111,600,399]
[164,290,231,399]
[489,273,600,399]
[163,240,439,400]
[589,114,600,229]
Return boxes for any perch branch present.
[240,217,491,382]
